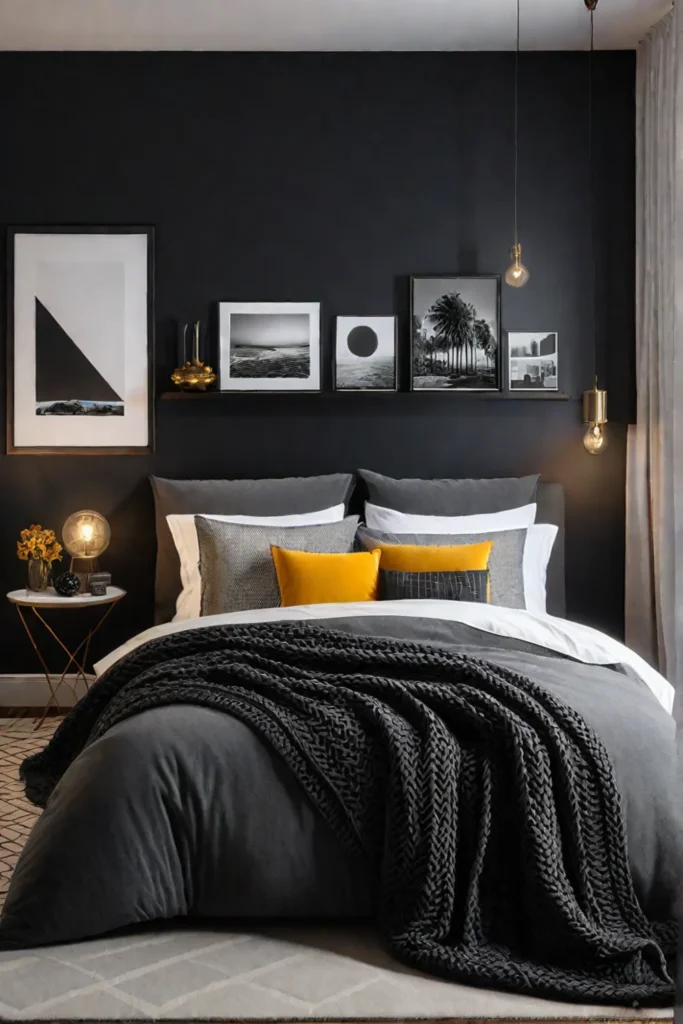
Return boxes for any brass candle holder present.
[171,322,217,391]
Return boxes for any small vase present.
[27,558,50,592]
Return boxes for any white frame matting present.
[218,301,321,392]
[7,227,154,454]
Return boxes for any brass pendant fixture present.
[582,377,608,454]
[504,0,530,288]
[581,0,607,454]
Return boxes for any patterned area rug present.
[0,717,59,909]
[0,718,673,1022]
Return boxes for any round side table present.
[7,587,126,728]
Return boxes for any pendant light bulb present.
[583,422,608,455]
[582,377,608,455]
[504,243,530,288]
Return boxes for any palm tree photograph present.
[410,275,500,390]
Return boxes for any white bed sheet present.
[95,600,674,714]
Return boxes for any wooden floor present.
[0,715,60,911]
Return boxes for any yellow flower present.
[17,524,62,563]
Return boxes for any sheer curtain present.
[626,6,683,710]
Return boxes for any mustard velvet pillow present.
[375,539,493,573]
[271,546,382,607]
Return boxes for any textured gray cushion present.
[197,515,360,616]
[150,474,356,624]
[358,470,539,516]
[356,525,526,610]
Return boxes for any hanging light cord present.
[513,0,520,247]
[589,4,597,388]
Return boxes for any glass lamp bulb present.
[504,244,530,288]
[583,423,608,455]
[62,510,111,559]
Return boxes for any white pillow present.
[364,501,537,534]
[168,504,346,622]
[521,524,558,616]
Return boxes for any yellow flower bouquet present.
[17,524,63,563]
[17,524,63,591]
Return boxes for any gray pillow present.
[356,525,526,610]
[197,515,360,616]
[150,474,356,623]
[358,469,539,515]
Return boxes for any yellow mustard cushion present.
[271,546,382,607]
[375,540,493,573]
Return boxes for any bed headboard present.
[536,483,565,618]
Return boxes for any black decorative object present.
[54,571,81,597]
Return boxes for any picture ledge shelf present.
[160,390,572,402]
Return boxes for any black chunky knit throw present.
[21,622,675,1005]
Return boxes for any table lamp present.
[62,510,111,591]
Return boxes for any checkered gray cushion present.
[356,526,527,609]
[196,515,360,615]
[380,569,489,603]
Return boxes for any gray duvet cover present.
[0,614,680,951]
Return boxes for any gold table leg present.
[15,602,117,729]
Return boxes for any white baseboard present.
[0,673,93,707]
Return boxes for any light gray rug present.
[0,923,673,1021]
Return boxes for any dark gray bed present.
[0,481,678,1005]
[0,616,679,966]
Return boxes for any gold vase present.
[27,557,50,592]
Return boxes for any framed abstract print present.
[7,226,155,454]
[334,316,397,391]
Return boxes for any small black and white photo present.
[508,332,558,391]
[410,275,500,391]
[334,316,397,391]
[218,302,321,391]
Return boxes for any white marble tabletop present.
[6,586,126,609]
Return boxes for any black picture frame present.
[409,274,502,392]
[6,225,155,455]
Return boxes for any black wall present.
[0,52,635,672]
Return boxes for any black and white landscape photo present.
[411,276,500,391]
[508,332,558,390]
[219,302,321,391]
[334,316,397,391]
[8,228,153,454]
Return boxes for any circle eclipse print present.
[347,325,379,358]
[334,316,396,391]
